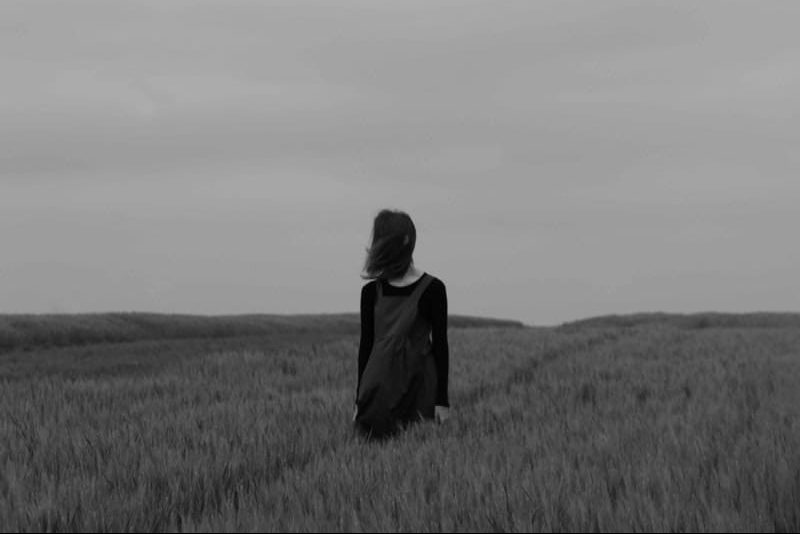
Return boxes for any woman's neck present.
[387,265,423,286]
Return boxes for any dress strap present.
[410,273,433,300]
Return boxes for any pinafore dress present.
[355,273,438,438]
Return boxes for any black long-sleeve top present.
[357,275,450,407]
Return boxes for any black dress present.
[354,273,444,439]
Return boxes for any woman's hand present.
[435,405,450,424]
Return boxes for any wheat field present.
[1,315,799,532]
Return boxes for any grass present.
[0,315,799,532]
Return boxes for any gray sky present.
[2,1,799,325]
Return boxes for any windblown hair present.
[362,209,417,280]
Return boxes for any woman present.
[353,209,450,439]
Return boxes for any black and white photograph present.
[1,1,799,532]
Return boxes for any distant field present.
[0,312,524,354]
[1,313,799,532]
[561,311,800,330]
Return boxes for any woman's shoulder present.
[360,279,378,300]
[423,271,444,284]
[423,273,446,294]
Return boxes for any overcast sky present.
[1,1,799,325]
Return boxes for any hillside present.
[560,311,800,330]
[0,312,524,354]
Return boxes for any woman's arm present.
[430,279,450,408]
[356,282,375,399]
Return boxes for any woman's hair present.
[362,209,417,280]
